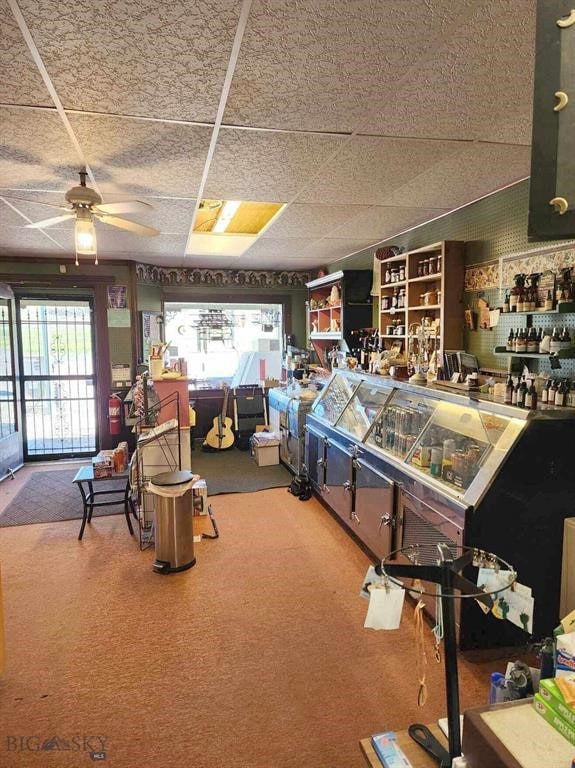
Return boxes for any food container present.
[419,293,427,305]
[382,296,391,310]
[430,446,443,477]
[385,325,395,335]
[423,290,438,306]
[395,324,405,335]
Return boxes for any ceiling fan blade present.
[94,200,152,215]
[25,214,75,229]
[0,195,69,211]
[95,213,159,236]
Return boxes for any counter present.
[306,369,575,649]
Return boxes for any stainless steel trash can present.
[150,470,195,573]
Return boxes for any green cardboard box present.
[533,693,575,747]
[539,678,575,728]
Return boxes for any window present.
[0,300,16,438]
[164,302,283,384]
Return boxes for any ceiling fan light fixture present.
[75,209,97,258]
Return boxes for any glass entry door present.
[17,298,97,459]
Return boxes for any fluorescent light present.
[212,200,241,233]
[75,210,97,255]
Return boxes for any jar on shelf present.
[399,264,406,281]
[384,265,391,283]
[429,255,437,274]
[422,259,429,276]
[436,254,442,273]
[424,289,438,305]
[419,293,426,306]
[417,261,423,277]
[382,295,391,310]
[391,268,399,283]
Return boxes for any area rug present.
[191,446,292,495]
[0,469,126,527]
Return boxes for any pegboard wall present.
[342,179,575,377]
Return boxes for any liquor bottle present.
[518,377,528,408]
[541,378,549,404]
[525,379,537,410]
[549,379,558,405]
[526,327,538,353]
[560,327,571,350]
[550,327,561,354]
[510,283,518,312]
[507,328,514,352]
[505,374,514,404]
[503,292,510,313]
[555,379,567,407]
[544,290,554,311]
[384,265,391,284]
[511,379,519,406]
[537,327,543,352]
[516,290,524,313]
[515,328,527,354]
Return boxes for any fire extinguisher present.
[108,393,122,436]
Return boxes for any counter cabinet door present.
[324,440,353,521]
[304,426,326,490]
[353,460,395,560]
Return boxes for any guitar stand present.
[375,543,515,767]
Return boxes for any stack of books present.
[533,675,575,747]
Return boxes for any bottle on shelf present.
[507,328,515,352]
[544,290,554,312]
[537,327,543,352]
[503,292,510,314]
[505,374,514,404]
[525,379,537,410]
[541,378,550,404]
[555,379,568,407]
[560,327,571,350]
[550,327,561,354]
[526,327,538,353]
[548,378,558,405]
[399,264,406,282]
[391,288,399,309]
[384,265,391,284]
[518,377,528,408]
[511,378,519,406]
[515,328,527,354]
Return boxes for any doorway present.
[16,297,97,460]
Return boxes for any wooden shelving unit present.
[306,270,372,367]
[378,241,465,362]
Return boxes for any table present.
[72,466,134,541]
[360,724,447,768]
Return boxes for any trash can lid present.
[151,470,194,487]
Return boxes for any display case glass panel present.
[366,388,436,458]
[335,381,390,439]
[311,373,360,425]
[405,402,512,492]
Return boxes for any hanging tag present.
[364,582,405,630]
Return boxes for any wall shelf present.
[502,302,575,316]
[409,273,442,284]
[493,346,575,359]
[380,280,406,288]
[408,304,441,311]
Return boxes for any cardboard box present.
[250,434,280,466]
[539,678,575,727]
[92,454,113,479]
[533,693,575,747]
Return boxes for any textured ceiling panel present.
[297,136,461,206]
[203,129,346,202]
[0,107,81,190]
[68,114,211,197]
[225,0,485,133]
[0,1,52,106]
[17,0,240,121]
[95,229,188,257]
[261,203,369,239]
[301,238,379,262]
[358,0,535,143]
[381,143,531,209]
[333,206,450,240]
[243,237,318,262]
[0,227,66,254]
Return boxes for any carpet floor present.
[0,489,497,768]
[0,469,125,527]
[191,446,292,495]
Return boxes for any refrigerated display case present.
[268,386,316,474]
[306,369,575,649]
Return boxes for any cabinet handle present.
[316,457,325,467]
[378,513,394,533]
[352,511,360,525]
[322,484,330,493]
[343,481,353,492]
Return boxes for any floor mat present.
[191,446,292,495]
[0,468,126,527]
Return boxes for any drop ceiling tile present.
[301,238,378,262]
[261,204,370,239]
[225,0,483,132]
[68,114,212,197]
[357,0,535,143]
[203,129,346,202]
[333,206,449,240]
[17,0,240,121]
[95,229,187,258]
[243,237,318,262]
[381,143,531,209]
[0,226,66,254]
[297,136,462,206]
[0,1,53,106]
[0,107,81,190]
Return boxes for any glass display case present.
[366,387,436,459]
[311,371,361,425]
[404,402,511,492]
[335,380,390,439]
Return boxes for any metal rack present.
[376,544,516,766]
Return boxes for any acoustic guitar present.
[204,385,234,450]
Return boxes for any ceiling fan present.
[2,171,160,263]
